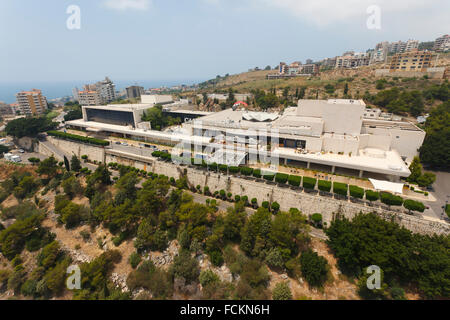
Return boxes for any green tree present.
[70,155,82,172]
[419,101,450,169]
[299,249,329,288]
[37,156,59,179]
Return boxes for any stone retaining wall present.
[41,139,450,236]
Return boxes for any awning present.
[369,178,404,194]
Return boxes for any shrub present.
[129,253,142,269]
[318,180,331,192]
[275,173,288,184]
[234,195,241,202]
[262,201,270,209]
[199,270,220,287]
[271,202,280,213]
[349,185,364,199]
[263,173,275,181]
[219,165,228,173]
[403,200,425,213]
[47,131,109,146]
[241,196,248,205]
[251,198,258,207]
[288,175,301,187]
[380,192,403,206]
[272,282,292,300]
[240,167,253,176]
[303,177,316,190]
[208,250,224,267]
[252,169,262,178]
[366,190,379,201]
[311,213,323,227]
[333,182,348,196]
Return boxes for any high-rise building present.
[15,89,48,116]
[126,86,144,99]
[95,77,116,103]
[389,50,433,72]
[76,77,116,106]
[78,90,103,106]
[433,34,450,52]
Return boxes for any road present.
[426,171,450,221]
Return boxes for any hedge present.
[365,190,379,201]
[48,131,109,146]
[404,200,425,213]
[253,169,262,178]
[208,162,218,171]
[333,182,348,196]
[303,177,316,190]
[263,173,275,181]
[349,185,364,199]
[228,166,240,174]
[275,173,289,184]
[240,167,253,176]
[219,164,228,173]
[380,192,404,206]
[318,180,331,192]
[288,175,301,187]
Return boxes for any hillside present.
[192,53,450,113]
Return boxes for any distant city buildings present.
[15,89,48,116]
[389,50,433,72]
[126,86,144,99]
[433,34,450,52]
[386,39,419,54]
[73,77,116,106]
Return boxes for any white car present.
[121,142,129,146]
[18,149,25,153]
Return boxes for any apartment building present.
[15,89,48,116]
[388,40,419,54]
[74,77,117,106]
[389,50,433,72]
[78,90,103,106]
[335,53,370,69]
[433,34,450,52]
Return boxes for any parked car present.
[121,142,129,146]
[17,149,25,153]
[115,141,121,145]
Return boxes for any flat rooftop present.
[363,119,423,132]
[274,147,410,177]
[83,104,152,111]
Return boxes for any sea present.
[0,79,203,104]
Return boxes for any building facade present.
[335,53,370,69]
[126,86,144,99]
[389,50,433,72]
[15,89,48,116]
[434,34,450,52]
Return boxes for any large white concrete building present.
[66,99,426,181]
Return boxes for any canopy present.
[369,178,404,194]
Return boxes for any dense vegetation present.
[326,214,450,299]
[141,105,181,131]
[419,101,450,169]
[5,117,57,138]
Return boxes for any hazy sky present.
[1,0,449,83]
